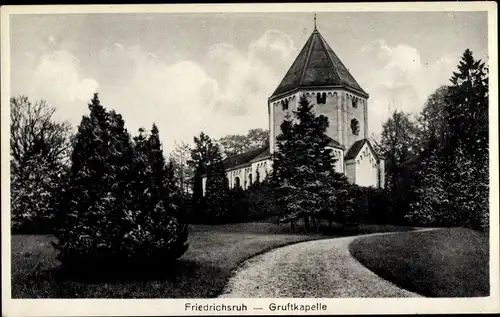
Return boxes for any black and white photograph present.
[1,2,498,316]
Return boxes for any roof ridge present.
[298,32,317,89]
[316,31,342,86]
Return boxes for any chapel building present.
[202,23,385,194]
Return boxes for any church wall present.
[270,90,368,155]
[342,92,367,152]
[270,94,298,154]
[302,91,341,143]
[251,158,271,183]
[227,166,250,190]
[346,160,356,184]
[354,143,379,187]
[201,157,273,196]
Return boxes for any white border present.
[1,2,499,316]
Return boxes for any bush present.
[52,94,188,270]
[53,204,188,271]
[346,186,395,225]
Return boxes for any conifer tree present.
[273,94,349,231]
[445,49,489,161]
[53,95,188,269]
[444,49,489,231]
[53,93,134,264]
[188,132,219,221]
[204,145,230,223]
[409,49,489,231]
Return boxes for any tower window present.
[352,98,358,108]
[351,119,360,135]
[235,177,241,188]
[316,92,327,104]
[281,99,289,111]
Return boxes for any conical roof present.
[270,28,368,99]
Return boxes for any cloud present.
[360,40,457,139]
[93,44,220,152]
[20,30,298,153]
[29,50,99,124]
[48,36,56,46]
[92,30,297,153]
[205,29,297,129]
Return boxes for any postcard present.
[1,2,499,316]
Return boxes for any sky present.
[9,11,488,153]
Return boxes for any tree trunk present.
[312,216,318,233]
[303,215,309,233]
[290,220,295,232]
[329,219,333,229]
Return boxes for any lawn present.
[12,222,330,298]
[12,221,418,298]
[348,228,490,297]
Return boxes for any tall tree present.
[273,95,345,231]
[10,96,71,233]
[53,94,188,268]
[169,141,193,197]
[147,124,174,210]
[445,48,489,162]
[443,49,489,231]
[53,93,135,263]
[188,132,220,220]
[217,128,269,157]
[204,144,230,223]
[408,49,489,231]
[380,110,420,192]
[417,86,450,152]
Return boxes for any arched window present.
[256,171,260,183]
[249,174,253,186]
[235,177,241,188]
[352,98,358,108]
[351,119,360,135]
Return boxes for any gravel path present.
[218,234,422,298]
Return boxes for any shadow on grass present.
[59,257,228,284]
[19,259,227,298]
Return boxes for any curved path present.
[219,234,422,298]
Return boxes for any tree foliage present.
[272,95,351,231]
[203,144,231,223]
[10,96,71,233]
[380,109,420,185]
[217,128,269,157]
[407,49,489,231]
[169,141,193,197]
[417,86,450,151]
[187,132,220,221]
[52,94,188,269]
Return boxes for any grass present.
[12,221,417,298]
[348,228,490,297]
[11,222,318,298]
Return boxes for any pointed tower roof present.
[270,26,368,100]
